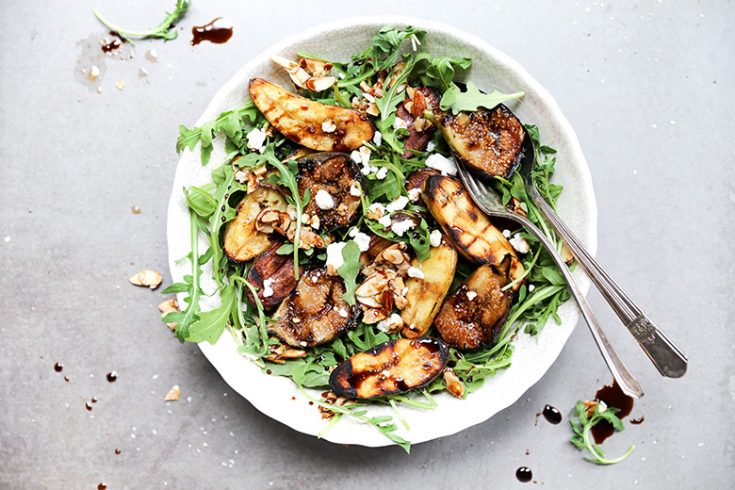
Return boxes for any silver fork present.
[518,136,688,378]
[455,161,645,399]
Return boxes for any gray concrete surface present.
[1,0,733,488]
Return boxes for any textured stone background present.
[0,1,732,488]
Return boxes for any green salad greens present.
[166,26,571,452]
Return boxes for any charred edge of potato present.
[297,152,363,229]
[224,187,287,262]
[246,240,302,310]
[405,168,441,195]
[434,264,512,350]
[401,235,458,338]
[249,78,374,152]
[329,338,448,400]
[269,269,360,348]
[423,175,518,268]
[439,104,524,179]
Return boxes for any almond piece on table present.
[164,385,181,401]
[129,269,163,290]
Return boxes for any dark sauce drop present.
[591,380,634,444]
[53,362,63,372]
[64,376,70,382]
[630,415,645,425]
[106,371,117,382]
[114,448,122,455]
[308,401,314,406]
[516,466,533,483]
[191,18,233,46]
[98,484,107,490]
[85,402,94,412]
[92,397,98,404]
[542,404,562,424]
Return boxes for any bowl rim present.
[167,15,598,448]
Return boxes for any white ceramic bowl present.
[167,16,597,448]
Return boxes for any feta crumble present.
[528,284,536,292]
[315,189,335,210]
[429,229,442,247]
[326,242,347,270]
[391,219,416,237]
[502,229,511,238]
[349,183,362,196]
[378,215,392,228]
[350,150,362,164]
[375,167,388,180]
[393,117,409,130]
[262,279,274,298]
[407,188,421,202]
[246,128,267,153]
[353,232,371,252]
[386,196,409,212]
[426,141,435,152]
[373,131,383,146]
[425,153,457,176]
[358,146,371,165]
[337,308,349,318]
[407,267,425,279]
[466,290,477,301]
[509,234,530,254]
[321,119,336,133]
[377,313,403,333]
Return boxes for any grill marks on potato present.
[330,338,448,399]
[298,153,362,229]
[435,265,512,350]
[423,176,522,281]
[439,104,524,178]
[249,78,374,152]
[224,187,287,262]
[270,269,359,347]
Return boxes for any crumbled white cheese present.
[349,183,362,197]
[367,202,385,219]
[321,119,336,133]
[426,141,435,152]
[350,150,362,164]
[353,232,371,252]
[598,401,608,413]
[528,284,536,292]
[358,146,371,165]
[315,189,335,210]
[502,229,511,238]
[425,153,457,176]
[326,242,347,271]
[377,313,403,333]
[145,49,159,63]
[375,167,388,180]
[429,229,442,247]
[391,219,416,237]
[466,290,477,301]
[393,117,409,130]
[338,308,349,318]
[378,215,392,228]
[373,131,383,146]
[509,234,531,254]
[407,267,425,279]
[386,196,409,212]
[262,279,274,298]
[348,228,359,238]
[407,188,421,202]
[246,128,267,152]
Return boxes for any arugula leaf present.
[417,56,472,91]
[337,241,362,305]
[186,285,235,344]
[92,0,190,43]
[440,81,524,114]
[185,186,217,218]
[569,400,636,465]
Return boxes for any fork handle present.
[509,212,644,398]
[528,188,688,378]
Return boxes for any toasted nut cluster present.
[355,243,412,324]
[272,56,335,92]
[158,298,179,331]
[233,162,268,194]
[318,391,350,419]
[254,208,328,249]
[443,368,465,398]
[264,342,308,364]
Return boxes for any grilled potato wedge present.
[434,265,512,350]
[270,269,359,347]
[438,104,524,178]
[330,338,448,399]
[249,78,374,151]
[423,175,523,282]
[224,187,287,262]
[298,152,363,229]
[246,240,301,310]
[401,234,458,338]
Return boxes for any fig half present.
[330,338,448,400]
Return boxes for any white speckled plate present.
[167,17,597,448]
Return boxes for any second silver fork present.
[455,162,644,399]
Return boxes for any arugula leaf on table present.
[93,0,191,43]
[569,400,636,465]
[440,81,524,114]
[337,241,362,306]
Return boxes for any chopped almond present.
[158,298,179,331]
[129,269,163,290]
[164,385,181,401]
[444,369,465,398]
